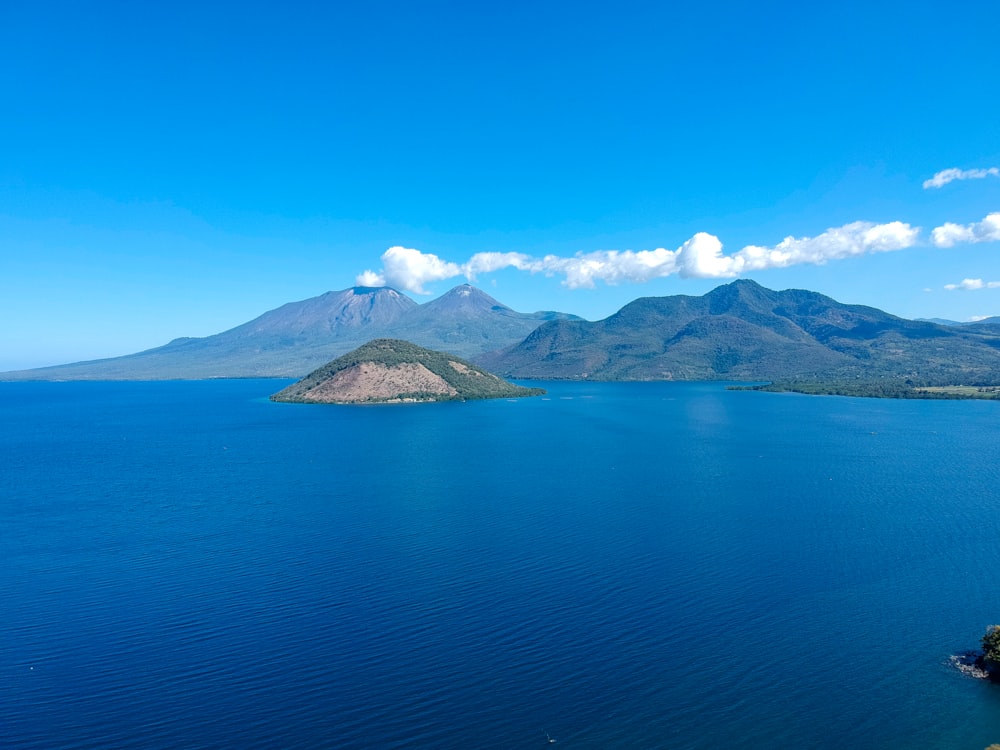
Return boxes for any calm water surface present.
[2,380,999,749]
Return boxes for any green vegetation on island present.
[271,338,545,404]
[731,380,1000,400]
[982,626,1000,673]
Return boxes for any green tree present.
[981,625,1000,667]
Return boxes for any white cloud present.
[359,249,540,291]
[545,221,920,286]
[931,212,1000,248]
[733,221,920,275]
[677,233,732,278]
[532,246,680,288]
[521,222,919,286]
[932,223,974,248]
[943,278,1000,291]
[923,167,1000,189]
[355,220,922,292]
[463,251,538,277]
[356,245,462,294]
[355,269,385,287]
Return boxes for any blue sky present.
[2,0,999,370]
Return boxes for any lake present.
[2,379,999,749]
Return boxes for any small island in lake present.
[270,339,545,404]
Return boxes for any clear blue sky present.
[2,0,999,370]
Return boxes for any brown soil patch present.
[301,361,457,403]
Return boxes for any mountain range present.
[5,279,1000,384]
[479,280,1000,383]
[2,285,578,380]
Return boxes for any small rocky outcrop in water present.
[270,338,545,404]
[952,625,1000,680]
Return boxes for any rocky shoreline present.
[951,651,995,680]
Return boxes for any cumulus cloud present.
[931,212,1000,248]
[733,221,919,274]
[355,269,385,287]
[462,251,538,277]
[524,222,917,287]
[547,221,919,285]
[355,221,922,292]
[531,246,680,288]
[356,245,462,294]
[923,167,1000,189]
[943,278,1000,291]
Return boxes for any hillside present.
[391,284,576,353]
[271,339,544,404]
[0,285,578,381]
[479,280,1000,383]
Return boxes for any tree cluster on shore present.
[733,379,1000,400]
[981,625,1000,675]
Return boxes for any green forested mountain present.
[479,280,1000,383]
[271,339,544,404]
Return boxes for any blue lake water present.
[2,379,1000,749]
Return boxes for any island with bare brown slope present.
[270,339,545,404]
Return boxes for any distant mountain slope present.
[1,285,579,381]
[916,317,962,326]
[391,284,577,354]
[917,316,1000,331]
[480,280,1000,383]
[963,317,1000,334]
[231,286,418,337]
[271,339,544,404]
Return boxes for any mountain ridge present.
[479,279,1000,383]
[2,285,579,380]
[6,279,1000,384]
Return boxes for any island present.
[270,339,545,404]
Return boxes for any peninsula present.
[270,339,544,404]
